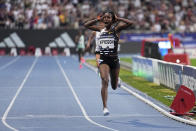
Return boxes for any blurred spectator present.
[0,0,195,33]
[151,21,161,33]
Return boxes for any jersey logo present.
[99,39,114,49]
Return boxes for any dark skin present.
[84,13,133,36]
[86,22,105,67]
[84,12,133,109]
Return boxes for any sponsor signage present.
[0,29,77,54]
[120,33,196,46]
[132,56,196,96]
[132,56,153,82]
[182,66,196,95]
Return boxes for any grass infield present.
[190,59,196,67]
[86,58,196,119]
[86,59,176,107]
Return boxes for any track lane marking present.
[3,114,161,120]
[1,57,38,131]
[0,57,20,70]
[56,57,118,131]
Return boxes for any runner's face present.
[103,13,112,25]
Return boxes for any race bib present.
[99,38,115,49]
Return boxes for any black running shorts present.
[99,55,120,69]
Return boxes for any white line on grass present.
[56,57,118,131]
[1,57,38,131]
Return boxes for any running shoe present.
[79,64,83,69]
[81,57,85,63]
[118,78,122,88]
[103,108,110,116]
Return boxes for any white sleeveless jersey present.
[98,28,119,56]
[78,35,85,49]
[95,31,101,52]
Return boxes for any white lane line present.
[84,62,196,126]
[4,114,161,120]
[0,57,20,70]
[56,57,118,131]
[121,85,196,126]
[1,57,38,131]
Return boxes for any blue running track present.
[0,56,195,131]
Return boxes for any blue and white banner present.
[120,33,161,42]
[132,56,196,96]
[152,59,160,85]
[182,66,196,95]
[132,56,153,82]
[171,63,183,89]
[120,33,196,46]
[132,56,196,92]
[143,58,153,82]
[157,62,176,89]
